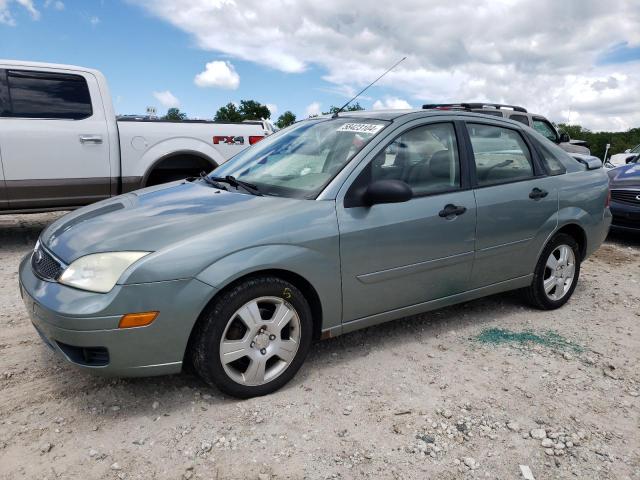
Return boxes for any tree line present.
[557,124,640,159]
[161,101,364,129]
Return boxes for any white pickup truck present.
[0,60,273,213]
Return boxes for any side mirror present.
[364,179,412,206]
[559,132,570,143]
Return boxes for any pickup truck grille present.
[611,189,640,206]
[32,244,64,281]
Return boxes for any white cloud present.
[305,101,321,117]
[153,90,180,108]
[89,15,100,26]
[132,0,640,130]
[194,61,240,89]
[0,0,39,24]
[44,0,64,10]
[266,103,278,116]
[373,97,412,110]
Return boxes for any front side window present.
[212,117,389,198]
[532,118,558,142]
[468,123,534,186]
[7,70,93,120]
[366,123,460,196]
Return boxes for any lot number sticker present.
[337,123,384,135]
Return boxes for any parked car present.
[19,109,611,397]
[607,158,640,232]
[607,144,640,168]
[0,60,273,213]
[423,103,590,154]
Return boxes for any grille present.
[611,189,640,205]
[32,244,64,281]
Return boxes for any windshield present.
[211,117,389,198]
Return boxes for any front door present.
[465,121,558,288]
[0,68,111,210]
[337,121,476,323]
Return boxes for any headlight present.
[59,252,150,293]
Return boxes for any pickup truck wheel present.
[191,276,313,398]
[524,233,580,310]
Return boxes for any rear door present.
[0,68,111,210]
[465,121,558,288]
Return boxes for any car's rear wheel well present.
[185,269,324,367]
[555,224,587,260]
[144,153,217,187]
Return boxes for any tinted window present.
[473,109,503,117]
[0,70,8,115]
[7,70,92,120]
[532,118,558,142]
[534,139,567,176]
[368,123,460,196]
[468,123,534,186]
[510,114,530,126]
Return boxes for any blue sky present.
[0,0,363,120]
[1,0,639,130]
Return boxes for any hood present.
[608,162,640,188]
[42,180,299,263]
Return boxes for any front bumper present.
[610,200,640,232]
[19,253,217,377]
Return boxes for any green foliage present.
[214,103,243,122]
[275,111,296,129]
[322,102,365,115]
[557,123,640,159]
[163,108,187,121]
[214,100,271,122]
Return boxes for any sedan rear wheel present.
[191,277,313,398]
[524,233,581,310]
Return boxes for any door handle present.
[529,187,549,200]
[79,135,103,144]
[438,204,467,218]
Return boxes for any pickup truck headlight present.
[59,252,150,293]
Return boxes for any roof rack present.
[422,103,527,113]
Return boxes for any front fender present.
[195,244,342,330]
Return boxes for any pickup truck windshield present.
[211,117,390,198]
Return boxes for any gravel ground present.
[0,213,639,480]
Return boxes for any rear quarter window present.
[6,70,93,120]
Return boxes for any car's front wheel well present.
[555,224,587,260]
[184,269,324,367]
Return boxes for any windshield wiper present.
[199,172,228,190]
[210,175,263,196]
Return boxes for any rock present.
[89,449,98,457]
[40,442,53,453]
[343,406,353,415]
[541,438,554,448]
[442,410,453,419]
[507,422,520,432]
[110,406,121,412]
[563,352,573,360]
[258,474,271,480]
[152,401,159,410]
[111,463,122,471]
[463,457,477,469]
[530,429,546,440]
[200,441,212,452]
[544,448,554,456]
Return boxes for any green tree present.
[557,124,640,159]
[239,100,271,120]
[322,102,365,115]
[275,111,296,129]
[163,108,187,121]
[214,102,243,122]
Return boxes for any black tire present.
[190,276,313,398]
[524,233,581,310]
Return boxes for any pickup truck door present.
[0,70,8,209]
[0,68,111,210]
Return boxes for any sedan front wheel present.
[191,276,313,398]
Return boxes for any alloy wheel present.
[543,244,576,301]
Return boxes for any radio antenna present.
[332,56,407,118]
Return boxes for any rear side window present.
[509,114,530,126]
[532,118,558,142]
[534,140,567,176]
[6,70,92,120]
[468,123,534,186]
